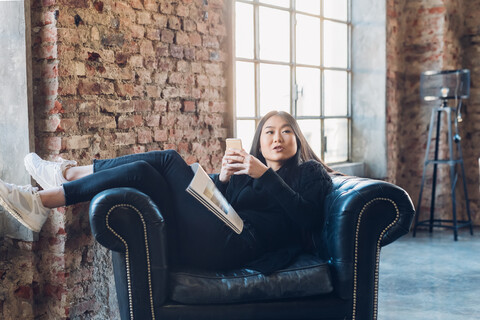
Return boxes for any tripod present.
[412,99,474,241]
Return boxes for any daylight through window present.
[233,0,351,163]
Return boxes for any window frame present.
[230,0,352,164]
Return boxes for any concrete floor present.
[378,228,480,320]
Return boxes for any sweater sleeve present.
[210,173,229,196]
[255,161,332,229]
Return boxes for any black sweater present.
[213,160,333,273]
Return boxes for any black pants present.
[62,150,263,270]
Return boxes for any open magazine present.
[186,163,244,234]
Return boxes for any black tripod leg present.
[429,110,442,233]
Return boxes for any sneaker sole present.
[0,194,40,232]
[24,155,53,190]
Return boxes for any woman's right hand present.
[219,149,245,183]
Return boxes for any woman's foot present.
[0,179,50,232]
[24,153,77,190]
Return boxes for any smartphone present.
[226,138,242,150]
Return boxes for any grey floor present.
[378,228,480,320]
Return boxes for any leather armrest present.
[316,175,415,319]
[89,187,168,320]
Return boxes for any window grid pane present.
[235,2,254,59]
[236,61,256,117]
[234,0,351,164]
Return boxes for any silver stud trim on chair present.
[352,198,400,320]
[106,204,156,320]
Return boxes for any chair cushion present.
[169,253,333,304]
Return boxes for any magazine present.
[186,163,244,234]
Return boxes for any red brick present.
[146,85,161,98]
[81,116,116,129]
[132,100,152,112]
[204,63,223,75]
[118,115,143,129]
[196,74,209,86]
[162,87,180,98]
[42,116,61,132]
[65,135,92,149]
[137,11,152,25]
[131,145,146,154]
[128,0,143,10]
[78,80,114,95]
[168,100,182,112]
[176,31,190,45]
[15,286,33,300]
[160,2,174,15]
[189,32,202,46]
[39,26,58,43]
[178,142,189,153]
[170,45,184,59]
[144,0,159,12]
[129,24,145,39]
[161,29,175,43]
[115,83,135,97]
[197,21,209,34]
[168,16,181,30]
[211,24,226,37]
[130,55,144,67]
[146,28,161,41]
[35,44,57,59]
[41,0,56,7]
[153,14,168,27]
[183,100,196,112]
[146,114,160,127]
[43,284,67,301]
[138,128,153,144]
[184,47,195,60]
[58,118,78,132]
[183,19,196,32]
[177,4,189,17]
[154,100,167,112]
[42,62,58,78]
[164,143,177,150]
[154,72,168,85]
[40,137,62,151]
[191,62,203,73]
[154,129,168,141]
[428,7,446,14]
[140,40,155,57]
[115,132,136,146]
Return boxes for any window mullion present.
[254,2,260,122]
[320,1,325,160]
[290,0,296,117]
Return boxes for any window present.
[233,0,351,163]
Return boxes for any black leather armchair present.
[89,175,415,320]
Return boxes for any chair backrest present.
[312,175,415,299]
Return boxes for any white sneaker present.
[24,153,77,190]
[0,179,50,232]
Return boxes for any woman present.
[0,111,333,273]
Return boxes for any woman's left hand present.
[226,149,269,179]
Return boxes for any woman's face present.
[259,115,298,170]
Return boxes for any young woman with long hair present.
[0,111,332,273]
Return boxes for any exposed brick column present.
[460,0,480,223]
[387,0,478,226]
[30,0,70,318]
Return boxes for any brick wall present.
[2,0,229,319]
